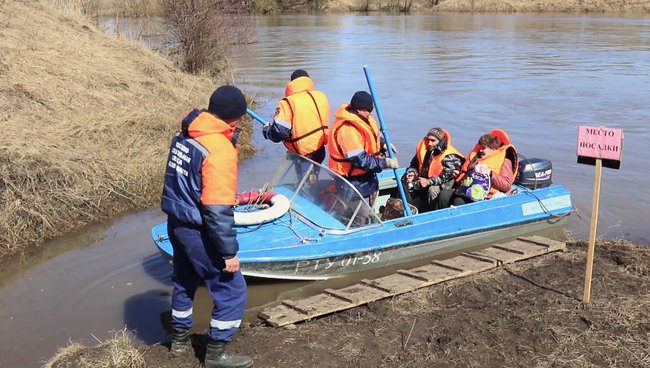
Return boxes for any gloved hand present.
[383,143,398,154]
[384,157,399,169]
[262,123,271,140]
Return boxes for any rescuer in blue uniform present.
[160,85,252,368]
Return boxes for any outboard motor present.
[515,156,553,190]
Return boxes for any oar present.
[363,65,413,217]
[247,108,267,125]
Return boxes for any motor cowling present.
[515,157,553,190]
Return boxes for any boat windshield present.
[267,152,382,233]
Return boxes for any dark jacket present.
[407,138,464,187]
[161,109,241,259]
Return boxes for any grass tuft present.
[43,329,145,368]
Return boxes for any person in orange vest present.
[403,127,465,212]
[263,69,331,178]
[328,91,399,227]
[161,85,252,368]
[433,129,518,210]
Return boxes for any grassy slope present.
[0,0,255,260]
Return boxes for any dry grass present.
[43,343,87,368]
[44,329,145,368]
[0,0,255,260]
[435,0,650,12]
[253,0,282,13]
[259,0,432,13]
[40,0,162,18]
[344,0,432,12]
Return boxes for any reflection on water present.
[102,16,168,47]
[2,13,649,368]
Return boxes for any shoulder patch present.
[274,107,281,116]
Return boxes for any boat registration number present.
[295,252,382,272]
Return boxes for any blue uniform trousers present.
[167,218,247,342]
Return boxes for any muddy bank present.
[46,240,650,367]
[0,0,254,261]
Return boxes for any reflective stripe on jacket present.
[456,129,518,195]
[161,109,240,257]
[273,77,331,155]
[416,129,464,178]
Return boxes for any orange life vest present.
[321,181,346,213]
[188,111,239,205]
[416,129,464,178]
[328,104,381,177]
[277,77,331,156]
[456,129,518,195]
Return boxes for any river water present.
[1,13,649,368]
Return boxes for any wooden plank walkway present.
[258,236,565,327]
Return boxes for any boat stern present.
[151,223,174,266]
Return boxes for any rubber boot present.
[170,329,191,353]
[204,340,253,368]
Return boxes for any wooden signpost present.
[576,125,624,303]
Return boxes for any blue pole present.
[246,108,267,125]
[363,65,412,217]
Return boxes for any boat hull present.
[154,214,569,281]
[238,216,568,280]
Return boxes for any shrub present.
[160,0,256,74]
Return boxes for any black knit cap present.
[207,85,247,120]
[290,69,309,81]
[350,91,374,112]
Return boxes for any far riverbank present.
[56,0,650,19]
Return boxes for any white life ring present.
[234,192,290,226]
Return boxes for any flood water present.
[2,13,649,368]
[233,13,650,243]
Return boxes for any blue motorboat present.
[151,151,575,280]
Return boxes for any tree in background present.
[160,0,256,74]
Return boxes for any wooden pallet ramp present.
[464,235,565,265]
[258,237,565,327]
